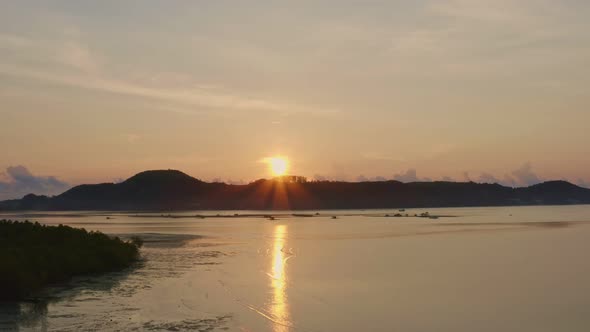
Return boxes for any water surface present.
[2,205,590,331]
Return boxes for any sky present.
[1,1,589,199]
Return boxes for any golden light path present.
[270,224,291,332]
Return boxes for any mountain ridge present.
[1,170,589,211]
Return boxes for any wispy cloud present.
[389,0,590,80]
[0,63,336,116]
[0,33,338,117]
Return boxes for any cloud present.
[387,0,590,84]
[355,175,369,182]
[511,162,542,186]
[0,33,338,117]
[477,172,502,184]
[391,169,440,182]
[471,163,543,187]
[0,63,334,116]
[393,169,419,182]
[502,175,517,187]
[0,166,70,200]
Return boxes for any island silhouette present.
[1,169,589,211]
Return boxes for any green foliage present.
[0,219,142,300]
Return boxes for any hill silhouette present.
[1,170,589,211]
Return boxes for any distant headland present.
[1,169,589,211]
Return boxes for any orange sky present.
[1,1,589,199]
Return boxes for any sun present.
[266,156,289,177]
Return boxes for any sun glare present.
[267,156,289,177]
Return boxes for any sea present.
[1,205,590,331]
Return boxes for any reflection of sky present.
[270,224,290,332]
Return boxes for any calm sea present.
[2,205,590,331]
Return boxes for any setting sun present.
[266,156,289,177]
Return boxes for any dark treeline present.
[1,170,590,211]
[0,220,142,300]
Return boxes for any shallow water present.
[2,205,590,331]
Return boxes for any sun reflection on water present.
[270,224,291,332]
